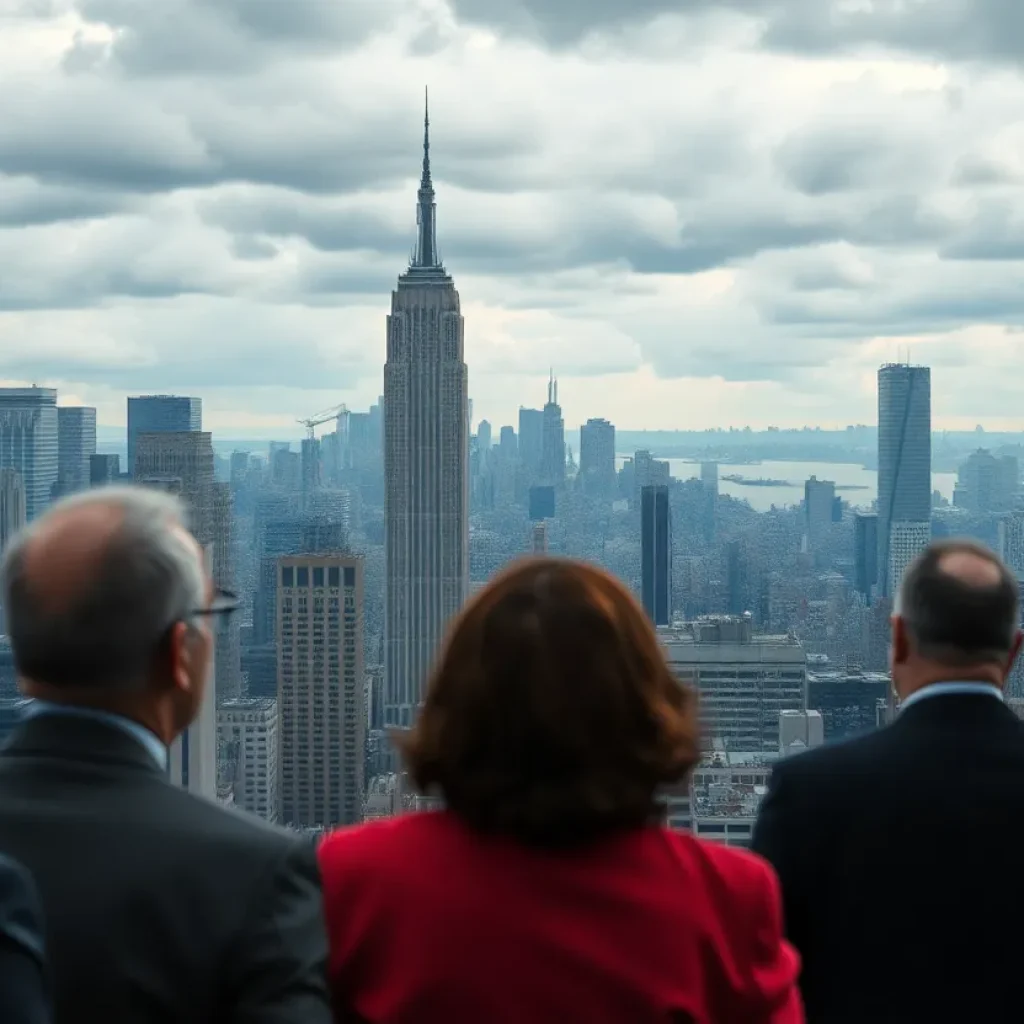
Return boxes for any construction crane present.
[298,403,348,441]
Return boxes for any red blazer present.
[319,811,802,1024]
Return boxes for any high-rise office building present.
[56,406,97,496]
[804,476,836,553]
[134,431,239,697]
[853,512,879,599]
[499,425,517,457]
[540,373,565,488]
[126,395,201,476]
[518,408,543,478]
[477,419,492,454]
[661,616,807,753]
[167,543,218,798]
[701,462,719,498]
[1000,511,1024,578]
[277,553,366,827]
[383,96,469,728]
[877,364,931,596]
[579,418,616,497]
[0,388,58,521]
[217,697,279,823]
[89,453,120,487]
[954,449,1019,514]
[641,484,672,626]
[0,469,26,553]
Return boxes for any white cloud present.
[1,0,1024,433]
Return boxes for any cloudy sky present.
[3,0,1024,438]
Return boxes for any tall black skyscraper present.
[641,484,671,626]
[854,512,878,599]
[877,364,931,596]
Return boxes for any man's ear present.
[891,615,910,665]
[1005,629,1023,680]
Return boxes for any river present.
[616,458,957,513]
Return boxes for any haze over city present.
[4,0,1024,434]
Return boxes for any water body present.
[617,458,957,513]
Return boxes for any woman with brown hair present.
[319,558,802,1023]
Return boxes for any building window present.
[297,566,309,587]
[344,566,355,587]
[281,566,294,588]
[328,567,340,587]
[313,567,324,587]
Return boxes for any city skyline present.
[4,3,1024,433]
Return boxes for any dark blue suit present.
[0,853,49,1024]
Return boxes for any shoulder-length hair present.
[395,558,700,848]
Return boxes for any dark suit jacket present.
[0,712,332,1024]
[0,852,49,1024]
[752,690,1024,1024]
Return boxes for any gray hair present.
[896,538,1020,666]
[1,485,208,691]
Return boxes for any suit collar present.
[893,688,1017,729]
[0,712,168,777]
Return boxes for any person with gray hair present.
[0,486,332,1024]
[751,539,1024,1024]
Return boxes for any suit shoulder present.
[0,853,34,897]
[771,726,893,782]
[155,783,307,857]
[0,854,44,959]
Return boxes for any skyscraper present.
[167,542,218,798]
[278,553,366,827]
[853,512,879,599]
[126,395,201,476]
[57,406,97,496]
[804,475,835,554]
[641,484,672,626]
[0,388,58,521]
[580,417,615,497]
[541,372,565,487]
[518,408,543,479]
[383,94,469,728]
[134,431,240,698]
[877,364,931,596]
[0,469,26,552]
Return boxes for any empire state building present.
[383,95,469,728]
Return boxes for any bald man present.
[752,539,1024,1024]
[0,487,331,1024]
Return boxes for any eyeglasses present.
[190,588,241,618]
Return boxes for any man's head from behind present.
[892,539,1022,699]
[0,486,213,743]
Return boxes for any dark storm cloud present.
[764,279,1024,337]
[450,0,1024,66]
[202,183,956,284]
[447,0,687,46]
[0,267,217,311]
[0,82,539,197]
[0,176,130,227]
[940,201,1024,261]
[775,126,936,198]
[72,0,403,74]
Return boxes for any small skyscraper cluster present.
[383,93,469,728]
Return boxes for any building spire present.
[412,86,439,269]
